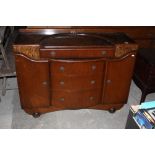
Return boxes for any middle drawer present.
[51,74,103,91]
[40,48,114,59]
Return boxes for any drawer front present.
[40,49,114,59]
[50,59,104,76]
[51,74,103,91]
[51,89,102,108]
[50,59,104,108]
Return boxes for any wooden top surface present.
[14,29,135,49]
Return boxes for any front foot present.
[108,108,116,113]
[32,112,41,118]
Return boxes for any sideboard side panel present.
[15,54,51,109]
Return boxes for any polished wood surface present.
[50,59,104,108]
[40,48,114,59]
[102,53,136,104]
[26,26,155,48]
[13,28,138,116]
[15,54,50,109]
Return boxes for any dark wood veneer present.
[13,28,138,117]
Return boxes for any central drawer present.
[50,59,105,108]
[40,48,114,59]
[51,75,103,91]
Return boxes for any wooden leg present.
[32,112,41,118]
[109,108,116,113]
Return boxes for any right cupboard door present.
[102,53,136,105]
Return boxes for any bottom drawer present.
[51,89,102,108]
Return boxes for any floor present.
[0,30,155,129]
[0,77,155,129]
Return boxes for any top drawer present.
[39,48,114,59]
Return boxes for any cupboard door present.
[15,54,50,109]
[102,53,136,104]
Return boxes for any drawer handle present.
[89,96,94,101]
[42,81,48,85]
[50,51,56,56]
[92,65,96,70]
[101,51,107,55]
[60,81,65,85]
[106,79,111,84]
[124,42,129,44]
[60,66,65,72]
[60,98,65,102]
[91,80,96,84]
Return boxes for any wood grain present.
[13,45,40,59]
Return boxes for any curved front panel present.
[50,59,105,108]
[15,54,51,109]
[102,53,136,104]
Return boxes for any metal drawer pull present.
[101,51,107,55]
[60,98,65,102]
[89,96,94,101]
[42,81,48,85]
[50,51,56,56]
[91,80,96,84]
[106,79,111,84]
[60,81,65,85]
[60,66,65,72]
[124,41,129,44]
[92,65,96,70]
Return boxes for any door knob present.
[60,81,65,85]
[60,98,65,102]
[42,81,48,85]
[50,51,56,56]
[106,79,111,84]
[89,96,94,101]
[91,80,96,84]
[60,66,65,72]
[92,65,96,70]
[101,51,107,55]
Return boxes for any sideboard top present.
[14,29,136,49]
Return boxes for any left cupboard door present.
[15,54,51,109]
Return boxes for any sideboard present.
[13,28,138,117]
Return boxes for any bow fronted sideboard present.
[13,28,138,117]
